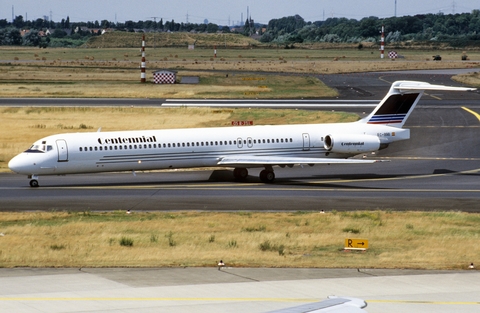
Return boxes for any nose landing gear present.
[28,175,40,188]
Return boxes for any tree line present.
[1,9,480,48]
[260,10,480,47]
[0,15,232,47]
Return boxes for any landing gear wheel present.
[233,168,248,180]
[29,179,39,188]
[260,170,275,183]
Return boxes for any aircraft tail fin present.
[361,81,475,128]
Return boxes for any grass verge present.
[0,211,478,269]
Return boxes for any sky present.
[2,0,479,25]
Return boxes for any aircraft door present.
[302,133,310,151]
[237,137,243,149]
[56,139,68,162]
[247,137,253,148]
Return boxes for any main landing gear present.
[233,167,275,183]
[259,169,275,183]
[28,175,39,188]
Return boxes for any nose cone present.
[8,154,35,174]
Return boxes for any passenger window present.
[79,147,83,151]
[89,147,93,151]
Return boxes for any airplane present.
[265,296,368,313]
[8,81,475,187]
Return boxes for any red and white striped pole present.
[380,25,385,59]
[140,34,146,83]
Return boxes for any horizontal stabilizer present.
[392,81,476,92]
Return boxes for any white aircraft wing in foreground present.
[265,296,367,313]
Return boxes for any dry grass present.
[0,211,478,269]
[1,46,478,99]
[0,107,357,172]
[452,71,480,87]
[0,64,336,98]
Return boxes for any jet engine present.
[324,134,381,153]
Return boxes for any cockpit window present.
[25,144,53,153]
[25,144,45,153]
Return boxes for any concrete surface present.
[0,268,479,313]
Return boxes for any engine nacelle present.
[324,134,381,153]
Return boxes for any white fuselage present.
[8,121,408,176]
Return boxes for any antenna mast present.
[150,16,160,49]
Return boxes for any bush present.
[227,240,237,248]
[50,244,66,250]
[259,240,286,256]
[342,227,360,234]
[119,236,134,246]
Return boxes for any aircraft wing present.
[217,155,378,166]
[265,296,368,313]
[392,81,477,92]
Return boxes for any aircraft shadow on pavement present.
[42,167,465,188]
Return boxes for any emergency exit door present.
[302,133,310,151]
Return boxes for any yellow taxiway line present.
[462,106,480,122]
